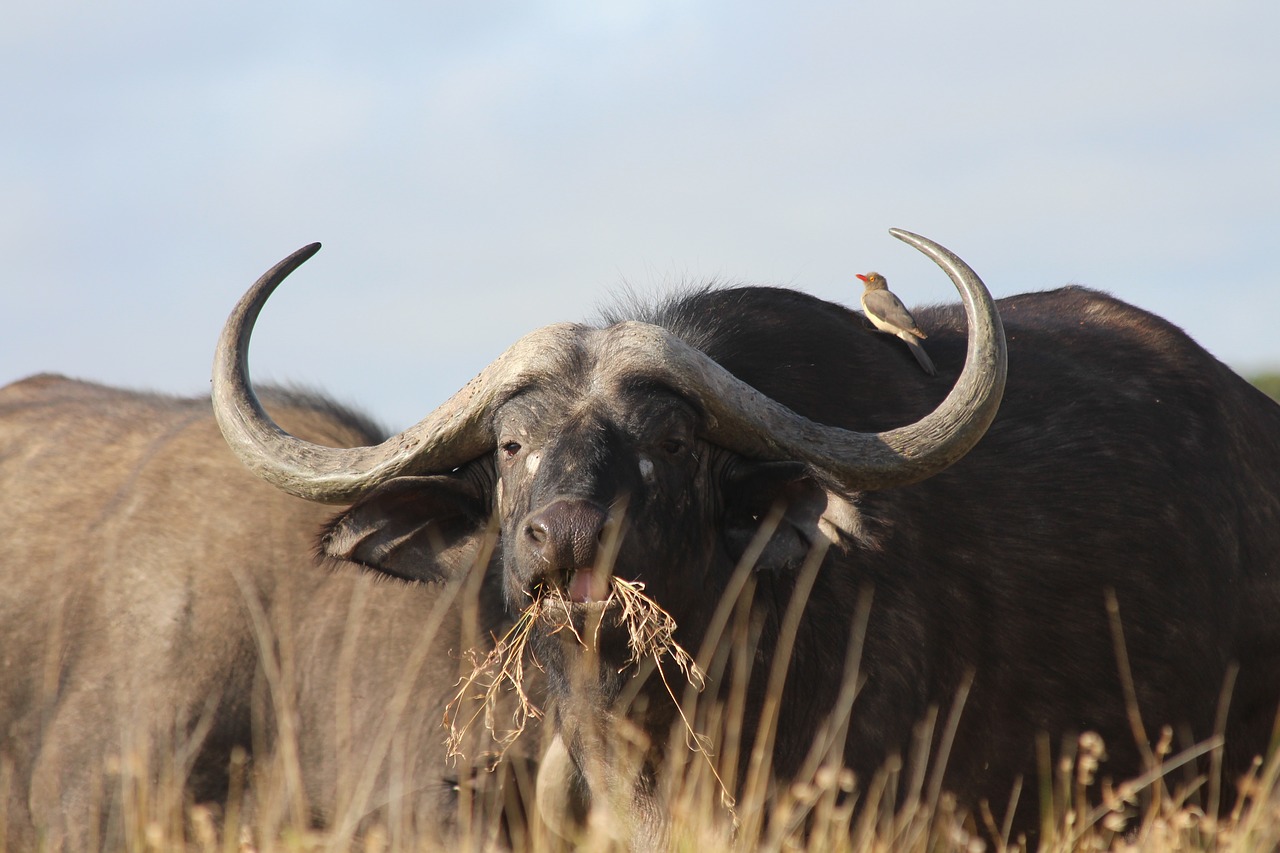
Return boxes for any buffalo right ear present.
[320,473,491,583]
[722,460,864,573]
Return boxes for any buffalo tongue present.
[569,568,610,603]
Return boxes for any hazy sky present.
[4,1,1277,429]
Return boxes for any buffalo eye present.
[500,441,522,460]
[659,438,685,456]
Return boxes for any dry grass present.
[13,527,1280,852]
[445,604,543,763]
[443,573,728,813]
[362,559,1280,851]
[25,708,1280,853]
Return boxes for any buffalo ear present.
[321,474,491,583]
[723,461,863,573]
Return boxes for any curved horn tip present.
[252,243,322,291]
[887,229,979,277]
[888,228,941,253]
[292,242,322,262]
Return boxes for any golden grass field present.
[10,691,1278,852]
[9,551,1278,853]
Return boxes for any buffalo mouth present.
[528,568,625,644]
[526,569,696,682]
[531,565,614,606]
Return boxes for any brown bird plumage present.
[857,271,937,376]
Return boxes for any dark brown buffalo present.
[212,229,1280,846]
[0,376,528,850]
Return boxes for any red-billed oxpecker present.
[857,271,937,376]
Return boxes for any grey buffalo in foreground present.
[0,379,533,850]
[4,229,1280,849]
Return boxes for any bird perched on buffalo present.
[857,271,937,376]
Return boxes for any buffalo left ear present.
[722,461,863,573]
[321,472,491,583]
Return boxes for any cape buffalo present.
[211,229,1280,846]
[0,377,531,850]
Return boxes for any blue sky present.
[4,1,1277,429]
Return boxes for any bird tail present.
[906,339,937,376]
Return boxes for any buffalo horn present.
[212,230,1005,503]
[589,229,1007,491]
[212,244,588,504]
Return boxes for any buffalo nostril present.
[525,521,547,545]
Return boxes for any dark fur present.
[332,282,1280,842]
[615,284,1280,810]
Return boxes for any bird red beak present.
[855,274,869,283]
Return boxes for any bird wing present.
[862,290,925,338]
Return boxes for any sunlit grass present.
[29,718,1279,852]
[14,519,1280,852]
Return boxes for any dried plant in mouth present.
[608,577,705,690]
[442,581,588,761]
[443,604,544,762]
[444,577,718,782]
[609,578,736,811]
